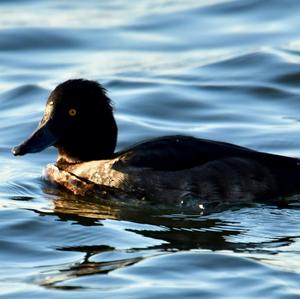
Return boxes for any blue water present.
[1,0,300,298]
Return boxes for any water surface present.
[1,0,300,298]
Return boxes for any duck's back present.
[117,135,300,175]
[116,135,259,170]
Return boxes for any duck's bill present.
[12,121,58,156]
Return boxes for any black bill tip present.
[11,145,25,156]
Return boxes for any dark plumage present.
[12,79,300,206]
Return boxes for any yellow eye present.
[68,108,77,117]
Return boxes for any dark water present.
[1,0,300,298]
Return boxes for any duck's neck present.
[56,116,118,164]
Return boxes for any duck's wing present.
[116,135,267,171]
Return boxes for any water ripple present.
[1,0,300,298]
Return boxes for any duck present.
[11,79,300,206]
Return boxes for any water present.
[0,0,300,298]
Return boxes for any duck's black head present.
[12,79,118,163]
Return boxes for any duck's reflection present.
[38,244,144,290]
[37,187,296,290]
[46,189,296,252]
